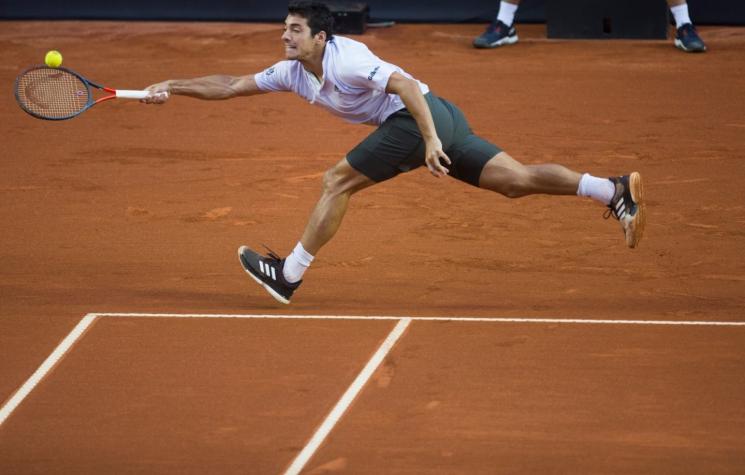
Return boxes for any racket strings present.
[15,68,89,119]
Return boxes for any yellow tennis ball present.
[45,50,63,68]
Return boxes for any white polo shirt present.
[254,36,429,126]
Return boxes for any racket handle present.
[115,89,151,100]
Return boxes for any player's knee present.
[499,177,532,198]
[480,169,530,198]
[501,184,527,199]
[321,165,353,196]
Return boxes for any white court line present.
[0,313,97,427]
[283,317,411,475]
[3,312,744,441]
[94,312,745,326]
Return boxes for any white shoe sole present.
[486,35,518,48]
[237,246,290,304]
[474,35,518,48]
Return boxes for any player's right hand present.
[142,81,171,104]
[424,138,451,178]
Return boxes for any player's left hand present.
[424,138,451,178]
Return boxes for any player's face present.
[282,15,324,60]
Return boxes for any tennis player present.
[143,1,646,304]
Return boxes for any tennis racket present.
[14,65,157,121]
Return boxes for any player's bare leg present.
[300,158,376,255]
[477,151,645,247]
[478,151,581,197]
[238,158,374,304]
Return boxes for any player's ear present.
[315,30,327,43]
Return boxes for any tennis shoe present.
[473,20,518,49]
[605,172,646,248]
[674,23,707,53]
[238,245,301,304]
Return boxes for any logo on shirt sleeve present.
[367,66,380,81]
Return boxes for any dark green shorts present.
[346,93,501,186]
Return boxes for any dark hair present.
[288,1,335,40]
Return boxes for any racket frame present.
[14,65,148,121]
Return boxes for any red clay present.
[1,21,745,473]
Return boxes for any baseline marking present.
[0,313,97,427]
[95,312,745,326]
[284,317,412,475]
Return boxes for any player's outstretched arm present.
[142,74,267,104]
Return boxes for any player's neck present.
[300,45,325,81]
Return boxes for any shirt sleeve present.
[254,61,293,92]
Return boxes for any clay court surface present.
[1,21,745,473]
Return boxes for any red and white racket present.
[14,65,160,120]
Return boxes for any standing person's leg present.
[473,0,521,49]
[668,0,707,52]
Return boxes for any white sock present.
[497,1,519,26]
[283,242,314,283]
[670,4,692,28]
[577,173,615,205]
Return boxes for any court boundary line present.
[95,312,745,326]
[284,317,411,475]
[2,312,744,455]
[0,313,98,427]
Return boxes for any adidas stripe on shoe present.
[237,245,301,304]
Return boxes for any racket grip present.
[115,89,151,100]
